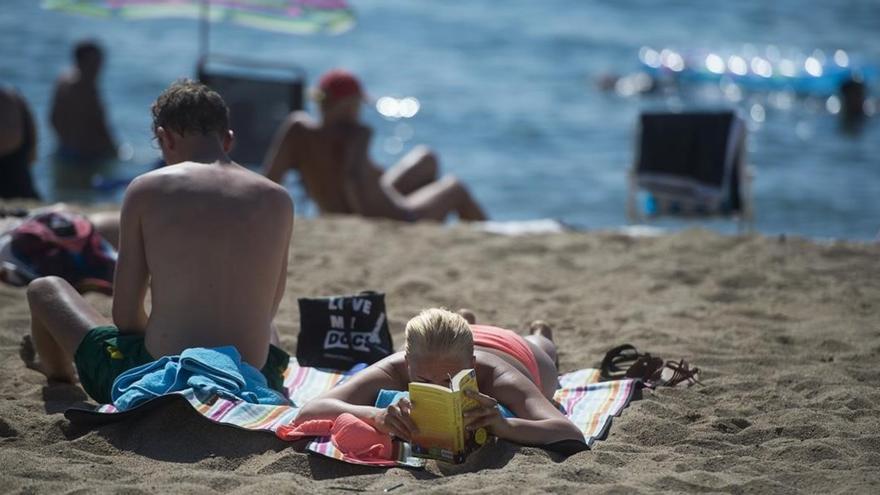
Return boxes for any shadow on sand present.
[62,395,288,462]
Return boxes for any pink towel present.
[331,413,393,460]
[276,413,393,463]
[276,418,335,440]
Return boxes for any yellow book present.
[408,368,487,463]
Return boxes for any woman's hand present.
[463,390,509,435]
[371,398,418,442]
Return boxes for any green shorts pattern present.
[73,326,291,404]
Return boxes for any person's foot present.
[19,335,40,371]
[529,320,553,341]
[528,320,559,370]
[19,335,77,382]
[457,308,476,324]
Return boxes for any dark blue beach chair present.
[197,55,306,167]
[626,110,754,231]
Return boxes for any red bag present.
[5,211,116,294]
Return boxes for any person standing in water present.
[50,39,117,162]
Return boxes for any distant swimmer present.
[264,69,487,222]
[49,39,117,163]
[0,86,39,199]
[839,77,868,130]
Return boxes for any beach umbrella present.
[42,0,356,57]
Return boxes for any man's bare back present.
[119,162,292,367]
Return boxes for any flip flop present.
[652,359,701,387]
[624,355,666,382]
[600,344,639,380]
[600,344,663,381]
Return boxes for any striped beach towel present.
[82,360,636,467]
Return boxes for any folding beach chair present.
[197,55,306,167]
[626,110,754,231]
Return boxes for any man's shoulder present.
[148,162,288,196]
[287,111,316,127]
[248,169,294,210]
[227,162,290,196]
[132,162,284,190]
[124,164,292,215]
[54,71,81,89]
[127,165,181,188]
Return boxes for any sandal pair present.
[600,344,701,388]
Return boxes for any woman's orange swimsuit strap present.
[471,324,542,389]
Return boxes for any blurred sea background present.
[1,0,878,240]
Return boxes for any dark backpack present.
[8,211,116,294]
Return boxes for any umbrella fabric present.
[43,0,356,34]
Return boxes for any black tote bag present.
[296,291,394,370]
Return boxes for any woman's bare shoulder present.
[475,349,545,396]
[369,352,408,381]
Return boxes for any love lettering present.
[328,297,373,330]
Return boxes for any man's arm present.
[17,91,37,165]
[269,190,294,346]
[49,80,64,138]
[111,176,150,333]
[263,113,306,183]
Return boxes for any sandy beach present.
[1,210,879,494]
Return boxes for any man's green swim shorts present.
[73,326,291,404]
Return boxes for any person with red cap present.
[264,69,487,222]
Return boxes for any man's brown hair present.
[151,79,229,137]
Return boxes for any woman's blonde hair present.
[405,308,473,358]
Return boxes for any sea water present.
[1,0,878,240]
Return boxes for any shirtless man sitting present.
[50,39,117,162]
[295,308,583,446]
[20,80,294,404]
[263,69,487,222]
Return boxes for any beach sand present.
[1,212,878,494]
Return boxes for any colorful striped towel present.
[79,360,636,467]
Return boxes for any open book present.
[408,368,488,463]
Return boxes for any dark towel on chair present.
[198,57,305,166]
[636,111,744,212]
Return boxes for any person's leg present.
[89,211,120,250]
[524,320,560,400]
[20,276,109,382]
[381,145,439,196]
[457,308,477,325]
[405,175,488,222]
[525,320,557,366]
[462,309,559,400]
